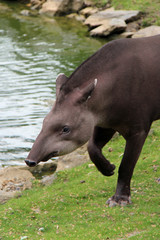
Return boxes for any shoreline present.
[20,0,160,39]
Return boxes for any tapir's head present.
[25,74,97,167]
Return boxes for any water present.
[0,1,105,167]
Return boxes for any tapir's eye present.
[62,126,71,134]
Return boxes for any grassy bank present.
[92,0,160,26]
[0,121,159,239]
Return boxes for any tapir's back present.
[63,35,160,123]
[108,35,160,121]
[67,35,160,90]
[101,35,160,124]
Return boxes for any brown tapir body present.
[26,35,160,206]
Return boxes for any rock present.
[0,191,21,204]
[88,163,94,168]
[85,8,141,28]
[20,9,38,17]
[80,180,85,183]
[0,163,57,203]
[30,0,46,10]
[0,167,35,191]
[132,26,160,38]
[22,161,57,178]
[41,173,57,186]
[80,7,98,17]
[39,0,69,16]
[83,0,93,6]
[38,227,45,232]
[0,167,35,204]
[39,0,84,16]
[90,18,126,37]
[104,9,141,23]
[71,0,84,12]
[0,3,11,12]
[57,144,89,171]
[20,10,31,16]
[126,21,140,33]
[67,13,85,22]
[119,32,134,38]
[119,21,140,39]
[20,237,28,240]
[84,8,141,38]
[157,178,160,184]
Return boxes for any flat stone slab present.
[132,26,160,38]
[85,8,141,28]
[90,18,126,37]
[80,7,98,17]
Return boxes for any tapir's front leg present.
[107,130,149,206]
[87,127,116,176]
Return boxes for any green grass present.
[0,121,159,239]
[111,0,160,26]
[90,0,109,8]
[91,0,160,26]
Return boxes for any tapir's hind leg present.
[107,129,149,206]
[87,127,116,176]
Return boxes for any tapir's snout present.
[25,150,59,167]
[25,159,37,167]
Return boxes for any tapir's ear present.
[56,73,68,98]
[77,79,97,104]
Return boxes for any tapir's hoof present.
[103,164,115,176]
[25,159,37,167]
[106,195,132,207]
[109,164,116,176]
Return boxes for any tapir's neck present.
[61,43,112,94]
[83,100,101,129]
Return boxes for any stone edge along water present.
[23,0,160,38]
[0,145,90,204]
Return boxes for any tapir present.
[25,35,160,206]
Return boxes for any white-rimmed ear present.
[77,79,98,104]
[56,73,68,98]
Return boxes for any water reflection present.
[0,1,105,166]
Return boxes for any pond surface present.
[0,1,106,166]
